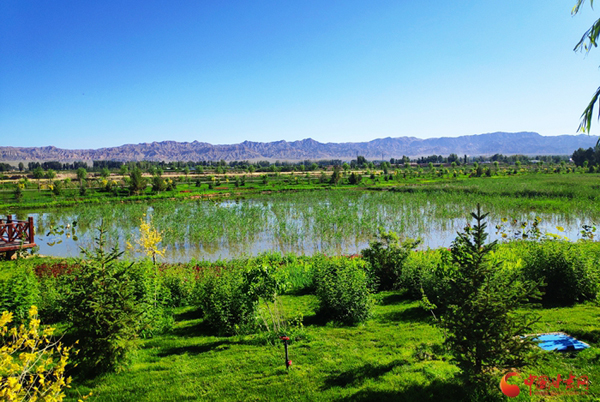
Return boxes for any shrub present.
[159,264,197,307]
[32,260,76,323]
[361,228,421,291]
[0,262,39,321]
[401,248,454,308]
[199,264,259,335]
[0,306,74,401]
[521,240,599,306]
[313,256,372,325]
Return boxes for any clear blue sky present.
[1,0,599,149]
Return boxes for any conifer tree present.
[442,204,541,385]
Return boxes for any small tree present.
[65,227,142,373]
[441,205,541,386]
[45,169,56,180]
[128,215,165,265]
[330,167,342,185]
[76,167,87,185]
[129,168,147,195]
[152,175,166,194]
[32,167,44,191]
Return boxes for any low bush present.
[158,263,196,307]
[32,259,77,323]
[0,261,39,321]
[361,228,420,291]
[521,240,599,306]
[313,256,372,325]
[198,263,259,335]
[401,248,454,309]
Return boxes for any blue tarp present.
[533,333,590,352]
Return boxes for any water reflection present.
[11,192,599,263]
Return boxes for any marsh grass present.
[18,174,600,262]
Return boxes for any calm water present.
[7,192,597,262]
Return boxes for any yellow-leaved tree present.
[0,306,80,402]
[127,214,165,265]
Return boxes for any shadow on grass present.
[378,306,431,324]
[171,318,215,338]
[157,339,236,357]
[567,328,600,344]
[174,307,203,322]
[302,312,330,327]
[323,360,408,390]
[335,379,477,402]
[379,292,412,306]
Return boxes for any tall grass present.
[17,175,600,262]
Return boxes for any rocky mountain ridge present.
[0,132,594,162]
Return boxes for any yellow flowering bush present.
[0,306,75,402]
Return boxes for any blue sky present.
[1,0,599,149]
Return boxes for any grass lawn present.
[65,292,600,402]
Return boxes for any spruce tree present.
[442,204,541,385]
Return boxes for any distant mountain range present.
[0,132,595,163]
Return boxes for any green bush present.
[128,260,174,338]
[198,264,259,335]
[361,228,421,291]
[159,264,197,307]
[313,256,372,325]
[521,240,599,306]
[31,259,77,323]
[0,261,39,320]
[401,248,454,308]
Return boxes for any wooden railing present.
[0,215,36,252]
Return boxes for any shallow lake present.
[8,190,599,262]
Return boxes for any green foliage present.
[129,167,147,195]
[348,172,362,185]
[441,205,541,385]
[52,179,62,196]
[152,175,166,193]
[401,248,454,308]
[64,227,145,373]
[198,264,260,335]
[361,228,421,291]
[159,264,197,307]
[313,256,372,325]
[0,262,39,321]
[521,240,599,305]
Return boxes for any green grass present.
[64,293,599,402]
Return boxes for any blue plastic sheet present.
[533,333,590,352]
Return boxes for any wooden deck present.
[0,216,36,256]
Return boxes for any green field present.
[1,171,599,401]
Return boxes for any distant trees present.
[572,146,600,167]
